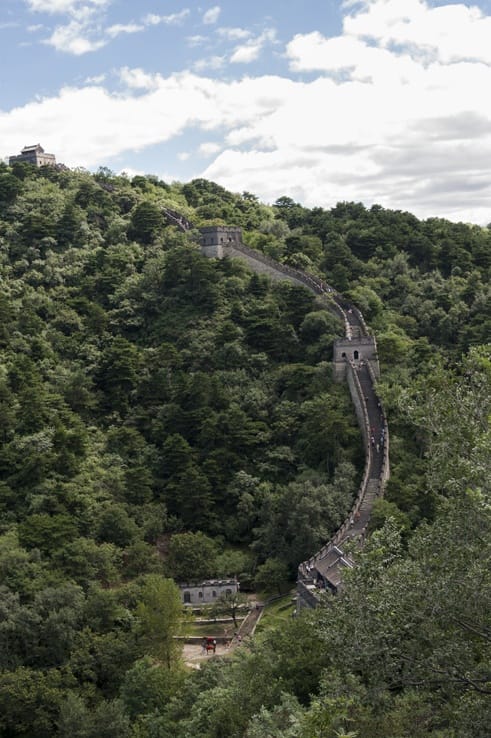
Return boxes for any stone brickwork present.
[179,579,239,605]
[200,226,243,258]
[9,144,56,168]
[333,336,380,381]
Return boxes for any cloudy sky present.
[2,0,491,224]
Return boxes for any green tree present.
[129,201,163,244]
[0,171,21,203]
[53,538,121,587]
[57,692,93,738]
[119,656,184,720]
[254,558,290,595]
[0,666,64,737]
[17,514,78,555]
[136,575,183,668]
[165,532,218,582]
[96,505,140,548]
[95,337,141,414]
[56,203,85,248]
[58,694,131,738]
[210,591,249,627]
[403,347,491,497]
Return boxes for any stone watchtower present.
[199,226,243,258]
[332,336,380,381]
[9,144,56,168]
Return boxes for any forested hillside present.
[0,162,489,737]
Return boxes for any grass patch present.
[183,620,244,638]
[255,591,296,634]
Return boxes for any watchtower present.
[9,144,56,168]
[333,336,380,381]
[199,226,243,258]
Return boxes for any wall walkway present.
[208,241,390,608]
[161,209,391,608]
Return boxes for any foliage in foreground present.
[0,162,490,736]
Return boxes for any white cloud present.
[230,29,276,64]
[45,20,106,53]
[230,45,260,64]
[26,0,109,14]
[84,72,106,84]
[203,6,221,25]
[187,34,207,46]
[0,72,294,168]
[287,30,422,85]
[35,0,109,53]
[143,10,190,26]
[178,152,191,161]
[198,142,221,156]
[216,27,251,40]
[193,55,226,72]
[34,4,190,55]
[118,166,145,178]
[106,23,143,38]
[344,0,491,64]
[119,67,160,90]
[143,13,160,25]
[6,1,491,224]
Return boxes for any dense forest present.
[0,161,489,737]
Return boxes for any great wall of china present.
[164,214,390,609]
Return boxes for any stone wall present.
[199,230,389,610]
[179,579,239,605]
[223,243,349,332]
[346,362,370,446]
[200,226,243,246]
[367,359,390,489]
[333,336,380,381]
[9,147,56,168]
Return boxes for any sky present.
[1,1,491,224]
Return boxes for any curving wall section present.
[162,212,391,608]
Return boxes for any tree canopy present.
[0,161,489,736]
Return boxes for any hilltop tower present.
[199,226,243,258]
[9,144,56,168]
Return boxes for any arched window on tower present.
[354,350,359,360]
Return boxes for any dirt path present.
[182,603,264,668]
[182,641,234,667]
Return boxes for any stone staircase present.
[341,479,379,543]
[350,324,363,339]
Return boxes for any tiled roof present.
[21,144,43,153]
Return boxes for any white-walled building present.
[179,579,239,605]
